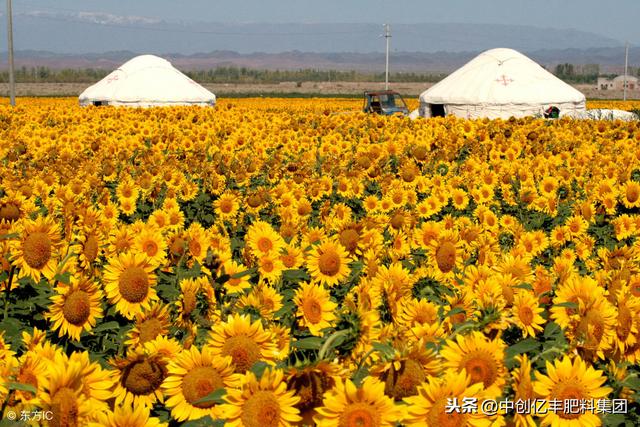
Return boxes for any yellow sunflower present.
[103,251,158,320]
[574,296,618,361]
[427,230,464,281]
[116,178,140,204]
[125,302,172,348]
[403,369,488,427]
[76,229,103,272]
[111,348,168,409]
[371,340,441,400]
[88,404,168,427]
[220,368,301,427]
[119,197,137,216]
[246,220,285,257]
[4,351,48,411]
[612,287,640,357]
[166,206,185,230]
[280,242,304,270]
[533,355,612,427]
[221,259,252,294]
[65,350,116,416]
[207,314,278,373]
[551,276,617,360]
[149,209,171,231]
[175,276,204,328]
[306,239,351,287]
[293,282,337,336]
[133,225,168,267]
[550,275,605,330]
[185,222,209,264]
[371,262,415,319]
[39,355,93,427]
[620,180,640,209]
[451,187,470,210]
[10,216,61,281]
[314,376,402,426]
[0,191,32,224]
[269,323,291,359]
[440,331,507,398]
[107,226,135,257]
[214,191,241,222]
[511,290,546,338]
[286,361,342,425]
[511,354,536,427]
[47,275,103,341]
[396,298,439,329]
[257,254,285,282]
[162,346,238,422]
[238,282,284,320]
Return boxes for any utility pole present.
[384,24,390,90]
[6,0,15,106]
[623,41,629,101]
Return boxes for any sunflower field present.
[1,98,640,427]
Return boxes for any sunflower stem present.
[3,266,15,320]
[318,329,350,361]
[530,345,565,364]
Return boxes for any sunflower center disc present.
[282,254,296,269]
[435,241,456,273]
[303,300,323,324]
[119,266,149,303]
[220,200,233,213]
[340,402,379,427]
[339,229,359,252]
[241,391,281,427]
[16,371,38,401]
[63,290,91,326]
[182,290,197,315]
[386,359,425,399]
[430,398,466,427]
[257,237,274,253]
[0,203,20,222]
[318,251,340,276]
[144,241,158,257]
[50,387,79,427]
[138,317,163,344]
[222,335,261,373]
[83,234,99,262]
[182,366,224,408]
[124,359,165,395]
[617,306,632,341]
[23,232,52,269]
[556,385,585,419]
[463,352,497,389]
[518,305,534,325]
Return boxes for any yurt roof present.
[79,55,215,107]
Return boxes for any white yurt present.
[417,48,585,119]
[79,55,216,107]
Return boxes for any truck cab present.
[363,90,409,116]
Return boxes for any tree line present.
[0,64,637,84]
[0,66,447,84]
[553,63,640,84]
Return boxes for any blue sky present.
[6,0,640,44]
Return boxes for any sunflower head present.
[286,362,339,417]
[111,350,168,408]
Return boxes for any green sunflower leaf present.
[192,387,227,406]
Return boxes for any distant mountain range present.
[1,47,637,74]
[0,11,630,55]
[0,11,636,73]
